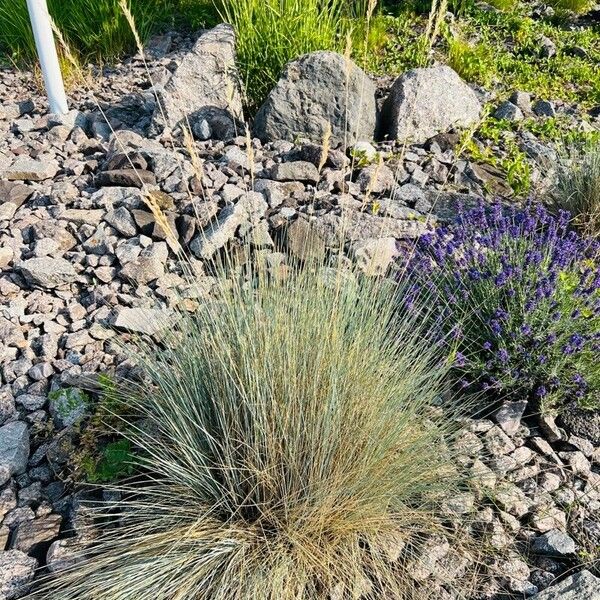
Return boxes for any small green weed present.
[82,439,136,483]
[447,34,494,87]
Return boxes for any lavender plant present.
[406,202,600,411]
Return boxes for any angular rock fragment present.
[382,66,481,144]
[18,257,78,289]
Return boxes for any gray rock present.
[0,181,31,215]
[28,362,54,381]
[254,51,377,146]
[357,164,396,194]
[0,421,30,486]
[532,530,576,556]
[286,217,327,262]
[271,161,319,184]
[509,91,533,116]
[97,169,156,188]
[497,558,533,595]
[559,451,591,477]
[530,570,600,599]
[494,101,524,121]
[18,257,78,289]
[49,388,90,428]
[484,425,516,455]
[495,401,527,436]
[0,550,37,600]
[46,538,84,574]
[2,156,59,181]
[531,505,567,533]
[152,25,243,137]
[15,394,46,411]
[539,36,557,59]
[120,245,166,285]
[12,514,62,553]
[104,206,138,237]
[558,403,600,445]
[539,413,564,442]
[190,192,267,259]
[351,237,397,275]
[382,66,481,144]
[144,33,172,59]
[494,483,532,517]
[533,100,556,118]
[0,99,34,120]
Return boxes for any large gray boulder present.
[152,24,244,139]
[253,51,377,146]
[382,66,482,144]
[530,570,600,599]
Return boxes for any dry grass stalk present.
[318,122,332,173]
[424,0,448,56]
[363,153,384,210]
[245,126,255,186]
[143,191,183,255]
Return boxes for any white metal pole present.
[26,0,68,115]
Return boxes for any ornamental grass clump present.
[29,258,471,600]
[554,143,600,237]
[406,202,600,411]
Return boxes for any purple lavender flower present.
[403,200,600,409]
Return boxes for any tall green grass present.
[28,255,472,599]
[0,0,173,63]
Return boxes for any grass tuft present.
[547,0,595,15]
[554,143,600,237]
[28,255,472,600]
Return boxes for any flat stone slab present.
[18,257,78,289]
[112,307,178,336]
[2,156,59,181]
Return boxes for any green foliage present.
[31,256,471,599]
[447,34,494,87]
[457,7,600,108]
[460,119,533,197]
[547,0,594,15]
[448,0,476,15]
[554,143,600,236]
[486,0,518,10]
[66,373,138,484]
[368,2,600,117]
[82,439,136,483]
